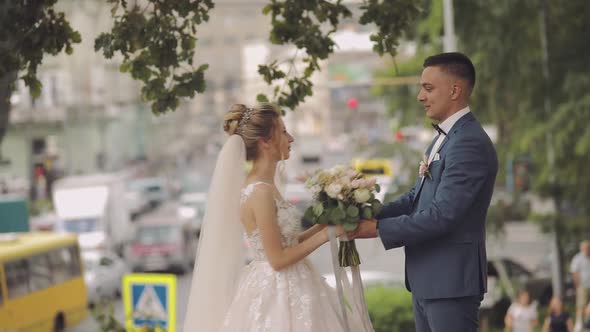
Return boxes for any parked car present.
[489,257,570,305]
[177,192,207,235]
[124,188,150,220]
[82,250,128,307]
[128,177,170,209]
[127,212,198,274]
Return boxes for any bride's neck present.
[249,156,277,184]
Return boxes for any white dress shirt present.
[427,106,471,163]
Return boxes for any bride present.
[183,103,373,331]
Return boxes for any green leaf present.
[343,222,358,232]
[318,213,329,225]
[362,207,373,219]
[25,77,42,99]
[304,207,316,223]
[313,202,324,217]
[346,216,358,224]
[372,201,383,216]
[331,207,346,221]
[119,62,131,73]
[256,94,269,102]
[374,184,381,193]
[346,205,359,218]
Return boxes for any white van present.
[52,173,133,254]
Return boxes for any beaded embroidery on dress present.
[220,182,373,332]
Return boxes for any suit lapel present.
[412,135,439,209]
[434,135,450,155]
[411,112,477,210]
[424,134,439,157]
[434,112,475,155]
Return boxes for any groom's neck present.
[440,101,469,122]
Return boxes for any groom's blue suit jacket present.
[377,112,498,300]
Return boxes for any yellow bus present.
[0,232,87,332]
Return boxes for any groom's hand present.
[348,219,378,239]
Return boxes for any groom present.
[351,52,498,332]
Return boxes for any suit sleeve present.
[377,135,491,250]
[376,178,419,219]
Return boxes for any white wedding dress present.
[220,182,372,332]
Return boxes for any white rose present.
[326,183,343,199]
[347,169,358,178]
[311,185,322,195]
[353,188,371,203]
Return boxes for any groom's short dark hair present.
[424,52,476,92]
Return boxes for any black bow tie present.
[431,123,447,136]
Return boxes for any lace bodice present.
[241,182,302,261]
[221,182,373,332]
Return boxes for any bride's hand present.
[322,225,345,240]
[335,224,345,237]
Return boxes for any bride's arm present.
[297,224,326,242]
[250,187,341,271]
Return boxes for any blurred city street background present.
[1,0,589,332]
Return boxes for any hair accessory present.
[238,107,253,132]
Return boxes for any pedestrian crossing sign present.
[123,273,177,332]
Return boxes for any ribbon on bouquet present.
[327,226,373,332]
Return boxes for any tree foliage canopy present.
[95,0,214,114]
[1,0,422,116]
[376,0,590,239]
[0,0,81,98]
[256,0,420,110]
[453,0,590,214]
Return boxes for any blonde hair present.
[223,103,281,160]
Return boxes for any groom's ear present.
[450,83,463,101]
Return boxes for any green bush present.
[366,287,415,332]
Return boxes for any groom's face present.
[417,66,454,122]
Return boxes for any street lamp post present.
[443,0,457,52]
[538,0,563,300]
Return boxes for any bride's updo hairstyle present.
[223,103,281,161]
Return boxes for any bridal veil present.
[183,135,246,332]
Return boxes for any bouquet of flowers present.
[304,165,383,267]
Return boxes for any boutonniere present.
[419,155,432,180]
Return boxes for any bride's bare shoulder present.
[242,183,276,214]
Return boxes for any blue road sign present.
[123,274,177,332]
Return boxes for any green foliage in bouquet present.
[303,165,383,266]
[303,166,383,231]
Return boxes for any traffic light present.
[347,97,358,110]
